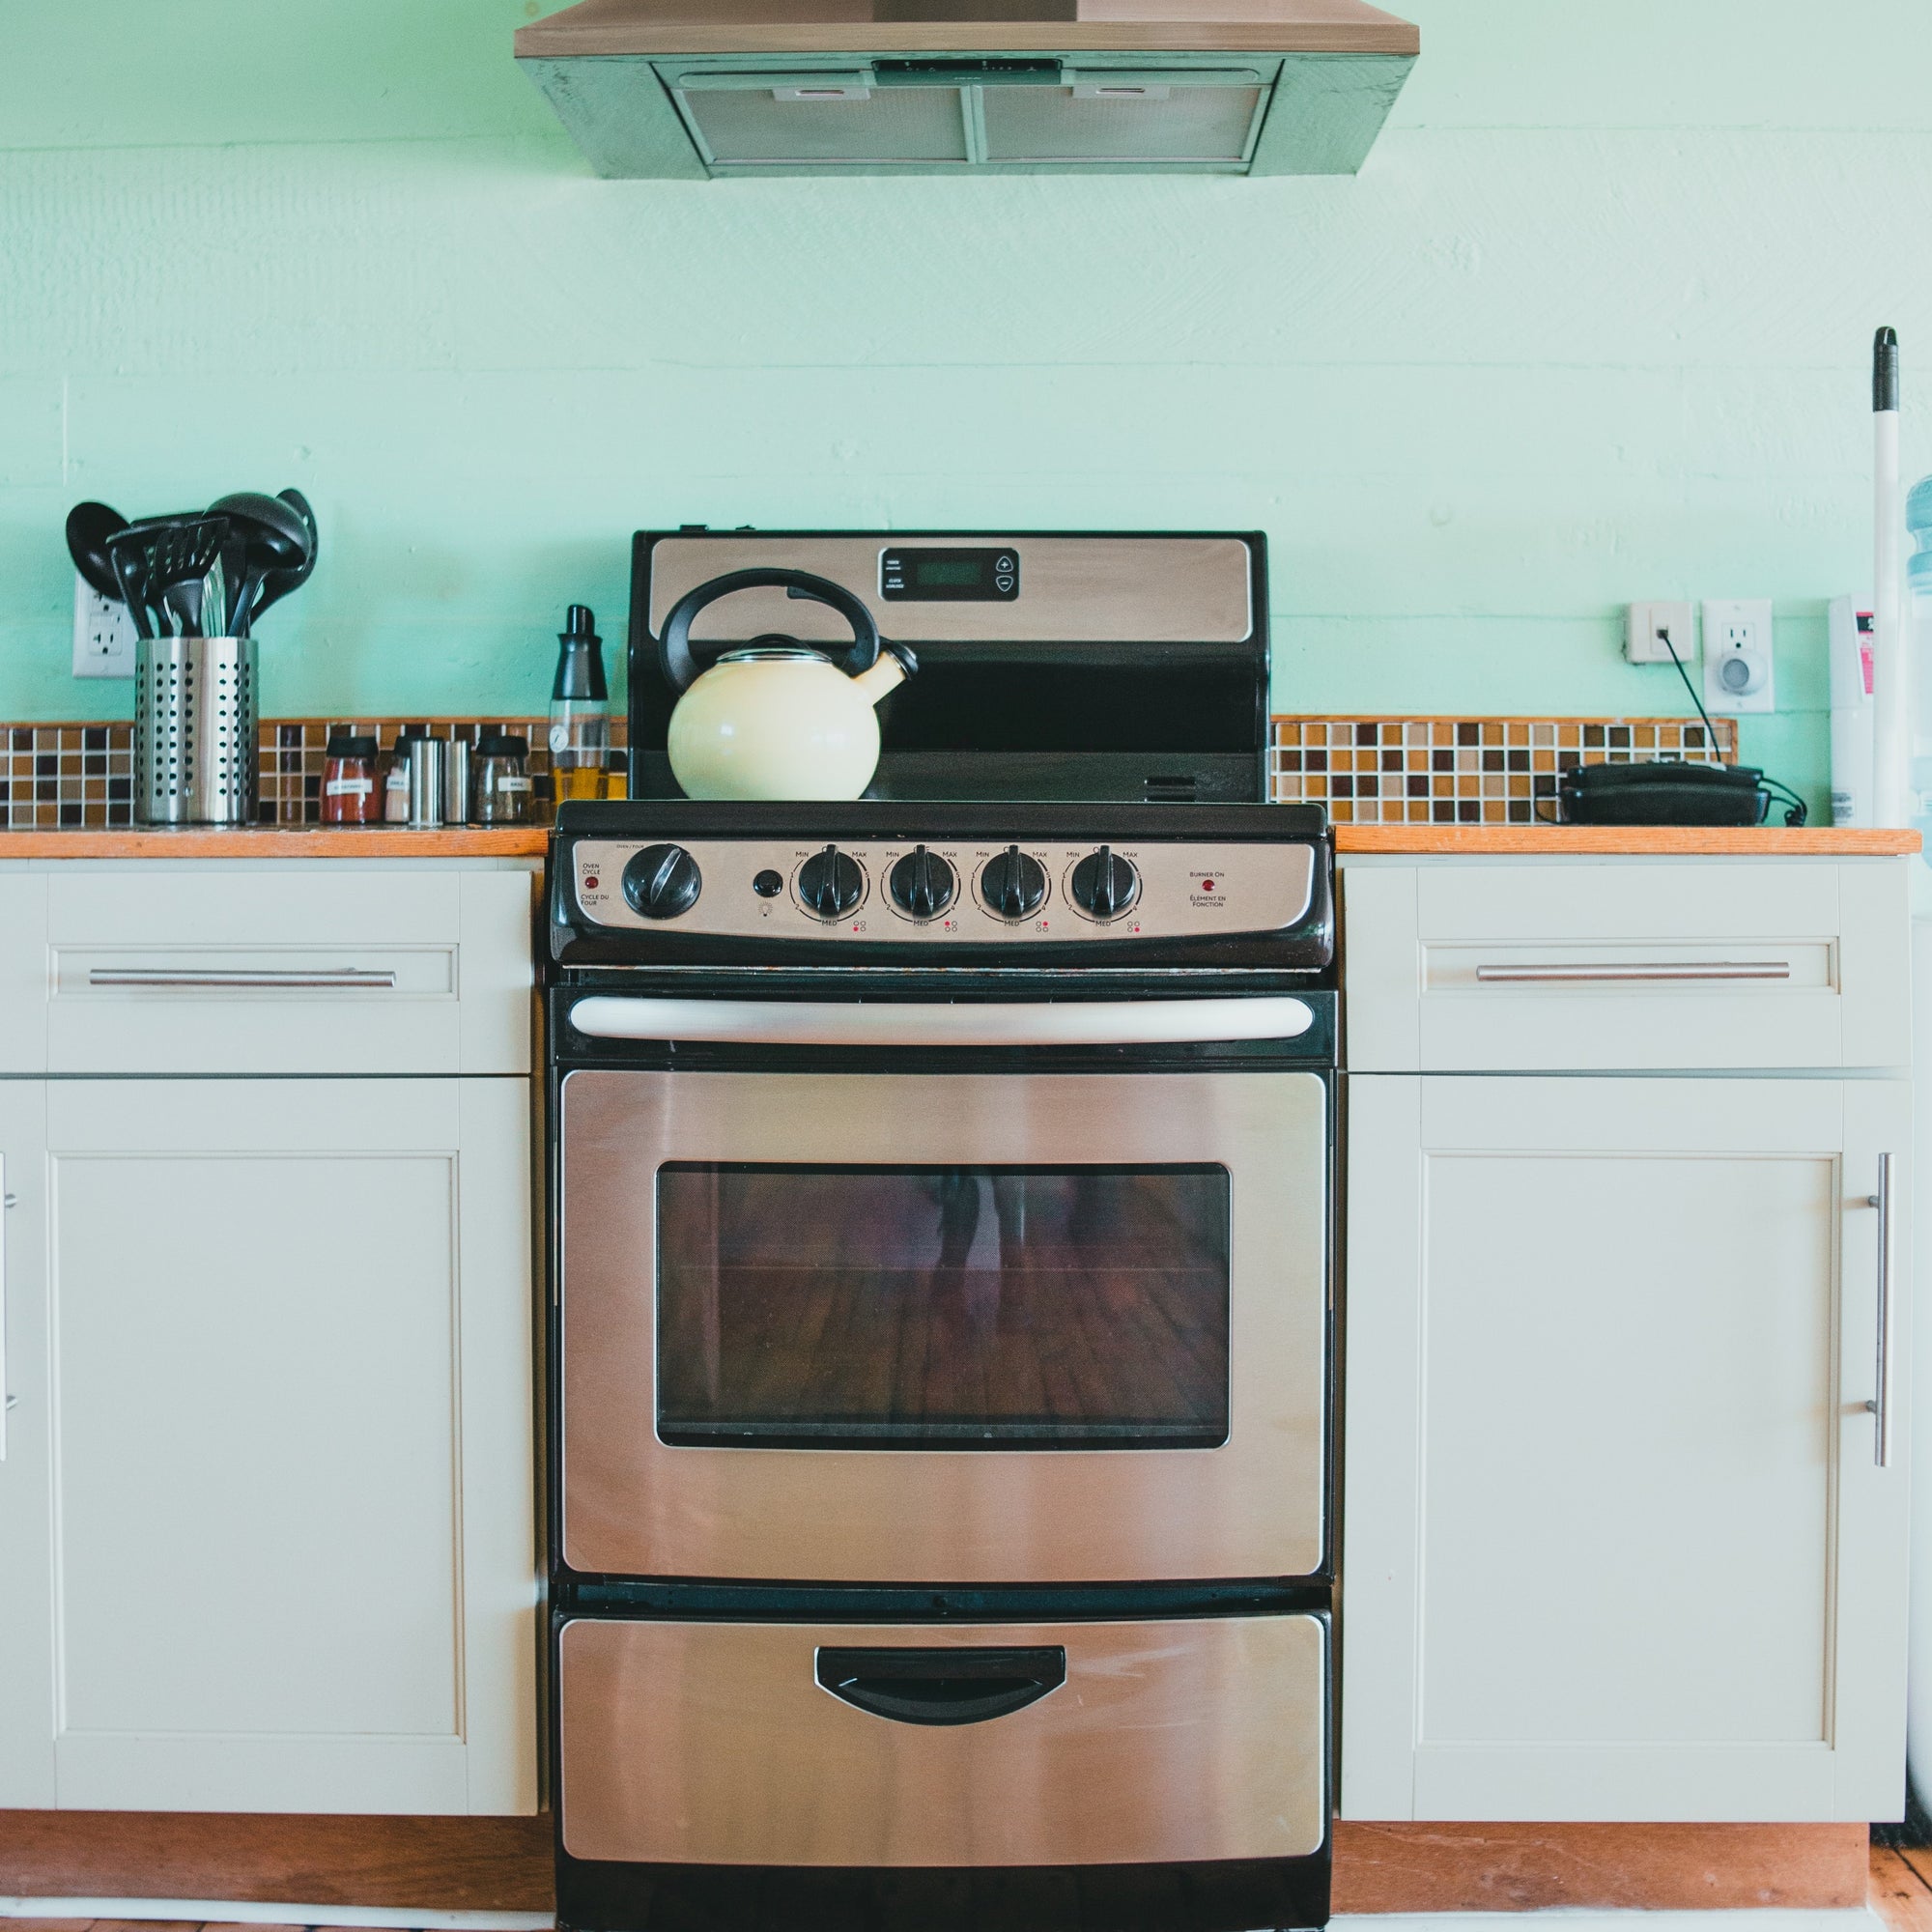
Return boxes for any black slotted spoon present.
[106,517,231,639]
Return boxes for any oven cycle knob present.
[889,845,955,920]
[1069,844,1140,921]
[980,844,1048,921]
[797,843,865,920]
[622,842,702,920]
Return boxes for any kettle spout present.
[851,646,913,709]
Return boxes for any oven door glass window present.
[656,1163,1231,1450]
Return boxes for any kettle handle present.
[657,567,883,694]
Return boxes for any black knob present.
[980,844,1048,921]
[1069,844,1140,921]
[889,845,955,921]
[797,843,865,920]
[622,842,702,921]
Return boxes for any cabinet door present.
[43,1078,535,1814]
[1342,1075,1909,1823]
[0,1082,53,1805]
[0,876,48,1071]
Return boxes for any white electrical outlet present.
[1701,598,1775,713]
[72,573,137,678]
[1624,600,1696,666]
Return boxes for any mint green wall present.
[4,2,1931,810]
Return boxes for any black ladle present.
[207,490,311,635]
[66,501,129,600]
[243,488,319,633]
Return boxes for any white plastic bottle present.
[1909,474,1932,851]
[1829,597,1875,826]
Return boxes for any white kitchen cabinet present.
[1342,1072,1910,1823]
[0,878,47,1072]
[35,1074,536,1815]
[43,866,533,1075]
[1343,858,1911,1072]
[0,1082,53,1807]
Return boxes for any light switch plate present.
[72,573,137,677]
[1624,601,1696,666]
[1701,598,1775,713]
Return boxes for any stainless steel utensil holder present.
[134,637,259,825]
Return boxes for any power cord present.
[1657,625,1807,826]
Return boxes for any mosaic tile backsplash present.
[0,717,630,828]
[1268,716,1739,825]
[2,713,1735,830]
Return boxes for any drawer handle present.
[1472,961,1792,984]
[88,967,399,990]
[815,1645,1065,1727]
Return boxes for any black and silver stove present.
[545,797,1336,1932]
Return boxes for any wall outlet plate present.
[72,573,137,678]
[1624,600,1696,666]
[1701,598,1775,713]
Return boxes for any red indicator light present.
[1201,879,1215,893]
[583,876,600,891]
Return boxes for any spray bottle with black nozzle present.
[548,604,610,804]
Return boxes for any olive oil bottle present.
[548,604,609,804]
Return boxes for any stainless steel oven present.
[561,1057,1327,1584]
[545,790,1334,1931]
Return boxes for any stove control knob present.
[1069,844,1140,921]
[622,842,702,921]
[797,844,865,920]
[889,844,956,921]
[980,844,1048,922]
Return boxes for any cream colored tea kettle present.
[657,568,916,801]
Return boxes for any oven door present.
[559,1066,1327,1583]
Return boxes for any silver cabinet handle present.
[88,967,398,990]
[1473,961,1792,983]
[1866,1153,1896,1468]
[568,994,1315,1048]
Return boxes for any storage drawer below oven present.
[559,1612,1326,1869]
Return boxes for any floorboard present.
[1872,1847,1932,1932]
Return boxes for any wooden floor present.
[0,1836,1920,1928]
[1874,1845,1932,1932]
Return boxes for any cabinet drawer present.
[1343,860,1911,1071]
[559,1613,1325,1867]
[40,867,533,1074]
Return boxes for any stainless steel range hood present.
[516,1,1418,179]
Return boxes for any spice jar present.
[383,729,424,824]
[321,730,379,825]
[473,733,533,824]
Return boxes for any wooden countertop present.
[0,828,551,859]
[0,825,1917,860]
[1334,826,1921,855]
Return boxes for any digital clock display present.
[880,546,1020,602]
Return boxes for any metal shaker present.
[406,737,447,828]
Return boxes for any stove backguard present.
[627,529,1270,804]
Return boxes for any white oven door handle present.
[567,994,1315,1048]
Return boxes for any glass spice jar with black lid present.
[321,729,380,825]
[473,733,533,824]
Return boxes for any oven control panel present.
[567,838,1316,943]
